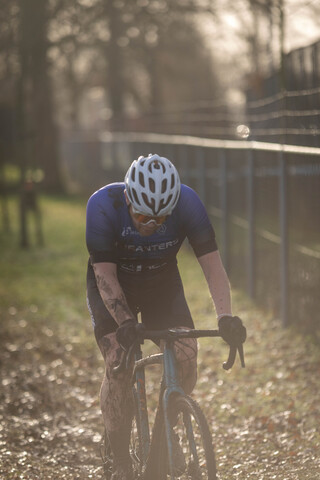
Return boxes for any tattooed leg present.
[99,332,134,465]
[168,327,198,394]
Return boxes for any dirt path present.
[0,317,104,479]
[1,307,319,479]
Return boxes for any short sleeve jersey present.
[86,183,217,271]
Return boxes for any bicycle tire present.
[100,387,143,479]
[130,386,144,477]
[156,395,217,480]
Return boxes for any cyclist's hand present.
[116,319,145,351]
[218,315,246,346]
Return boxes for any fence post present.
[178,144,188,184]
[279,149,289,327]
[219,149,229,273]
[312,43,319,148]
[247,148,255,299]
[196,147,206,204]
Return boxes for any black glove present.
[116,319,137,351]
[218,316,247,346]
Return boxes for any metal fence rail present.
[61,132,320,330]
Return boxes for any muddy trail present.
[1,306,320,480]
[0,315,105,480]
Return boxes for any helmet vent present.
[161,179,167,193]
[167,194,173,205]
[132,188,140,206]
[149,178,155,193]
[139,172,145,188]
[131,167,136,182]
[171,174,175,189]
[142,192,155,213]
[150,160,161,172]
[159,194,173,212]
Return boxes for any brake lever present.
[223,345,237,370]
[223,343,246,370]
[112,342,137,375]
[238,343,245,368]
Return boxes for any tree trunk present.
[19,0,64,193]
[105,0,125,130]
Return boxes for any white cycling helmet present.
[125,154,181,216]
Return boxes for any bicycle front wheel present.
[157,395,217,480]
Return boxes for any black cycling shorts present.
[86,260,194,343]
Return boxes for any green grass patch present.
[0,195,89,345]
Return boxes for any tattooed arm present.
[93,262,134,325]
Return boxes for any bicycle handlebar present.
[113,327,245,375]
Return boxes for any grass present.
[0,195,91,357]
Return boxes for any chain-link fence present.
[61,132,320,332]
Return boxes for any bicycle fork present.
[134,347,150,464]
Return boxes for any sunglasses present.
[131,205,167,226]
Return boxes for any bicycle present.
[101,326,245,479]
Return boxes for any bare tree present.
[21,0,63,192]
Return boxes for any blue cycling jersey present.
[86,183,217,272]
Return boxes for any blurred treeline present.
[0,0,317,194]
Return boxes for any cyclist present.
[86,154,246,480]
